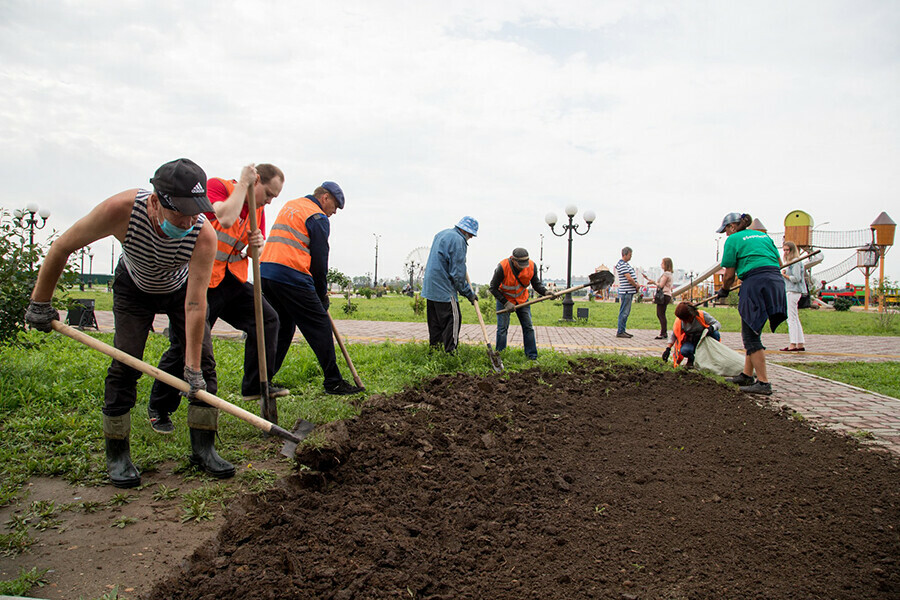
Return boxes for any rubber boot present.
[103,413,141,489]
[188,405,235,479]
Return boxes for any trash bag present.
[694,330,744,377]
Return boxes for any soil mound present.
[148,358,900,599]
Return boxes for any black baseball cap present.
[149,158,213,215]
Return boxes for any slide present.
[671,261,721,297]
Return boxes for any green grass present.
[0,567,49,596]
[60,288,900,336]
[786,362,900,400]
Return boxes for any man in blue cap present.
[422,216,478,353]
[260,182,364,395]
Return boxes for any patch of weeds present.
[852,430,876,440]
[0,566,49,595]
[0,529,34,556]
[181,500,214,523]
[111,516,137,528]
[77,500,104,513]
[536,377,553,387]
[151,484,179,501]
[791,411,806,422]
[182,482,236,507]
[78,584,122,600]
[238,468,278,494]
[107,493,132,507]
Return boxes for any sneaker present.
[740,381,772,395]
[616,332,633,338]
[654,334,668,340]
[324,380,365,395]
[242,385,290,402]
[148,406,175,435]
[727,372,757,386]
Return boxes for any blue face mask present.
[158,217,195,239]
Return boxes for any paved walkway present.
[79,311,900,457]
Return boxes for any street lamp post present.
[88,250,94,289]
[373,234,381,288]
[545,205,595,321]
[13,203,51,273]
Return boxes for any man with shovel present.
[260,182,364,396]
[147,163,286,434]
[489,247,548,360]
[422,217,478,353]
[25,158,235,488]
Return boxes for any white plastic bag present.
[694,331,744,377]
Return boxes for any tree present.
[0,209,75,345]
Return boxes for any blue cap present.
[456,216,478,237]
[716,212,742,233]
[322,181,344,209]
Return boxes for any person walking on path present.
[715,212,786,395]
[644,257,674,339]
[780,240,807,352]
[662,302,721,368]
[615,246,639,338]
[25,158,235,488]
[260,182,364,396]
[148,163,287,433]
[490,247,549,360]
[421,217,478,353]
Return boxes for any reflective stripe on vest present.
[672,312,709,367]
[260,197,324,276]
[208,178,264,288]
[500,259,535,305]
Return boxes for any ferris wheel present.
[404,246,430,286]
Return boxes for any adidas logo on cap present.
[192,182,205,195]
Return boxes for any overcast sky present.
[2,0,898,288]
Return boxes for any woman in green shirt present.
[715,212,786,395]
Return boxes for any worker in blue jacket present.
[421,217,478,352]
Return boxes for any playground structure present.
[671,210,896,311]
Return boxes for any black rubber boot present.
[188,405,235,479]
[103,414,141,489]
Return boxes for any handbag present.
[798,294,811,309]
[653,288,666,305]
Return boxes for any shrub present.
[833,297,852,312]
[411,293,425,315]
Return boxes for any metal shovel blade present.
[279,418,317,458]
[487,343,504,373]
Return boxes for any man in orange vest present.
[489,248,548,360]
[662,302,721,368]
[147,164,286,434]
[260,182,364,396]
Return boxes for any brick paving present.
[81,311,900,457]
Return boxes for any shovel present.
[467,273,504,373]
[246,182,279,425]
[496,269,615,314]
[51,320,313,458]
[328,313,364,389]
[691,250,821,307]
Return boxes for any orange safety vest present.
[499,259,535,305]
[260,196,325,276]
[671,312,710,367]
[208,178,266,288]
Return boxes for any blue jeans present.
[680,330,721,361]
[617,293,634,334]
[495,299,538,359]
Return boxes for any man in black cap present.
[260,182,364,395]
[490,247,548,360]
[26,158,235,488]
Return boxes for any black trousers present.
[426,299,460,353]
[105,262,216,417]
[261,278,342,388]
[150,269,280,405]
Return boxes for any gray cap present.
[716,212,742,233]
[511,248,529,268]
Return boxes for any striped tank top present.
[121,190,205,294]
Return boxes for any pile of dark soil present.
[148,358,900,599]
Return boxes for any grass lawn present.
[785,361,900,400]
[60,288,900,336]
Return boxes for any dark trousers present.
[105,262,216,417]
[656,301,669,335]
[426,299,460,353]
[149,270,279,401]
[261,278,342,387]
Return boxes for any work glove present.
[466,292,476,305]
[715,287,730,299]
[503,301,515,312]
[25,300,59,333]
[707,325,716,337]
[661,347,671,363]
[183,366,206,400]
[320,295,330,309]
